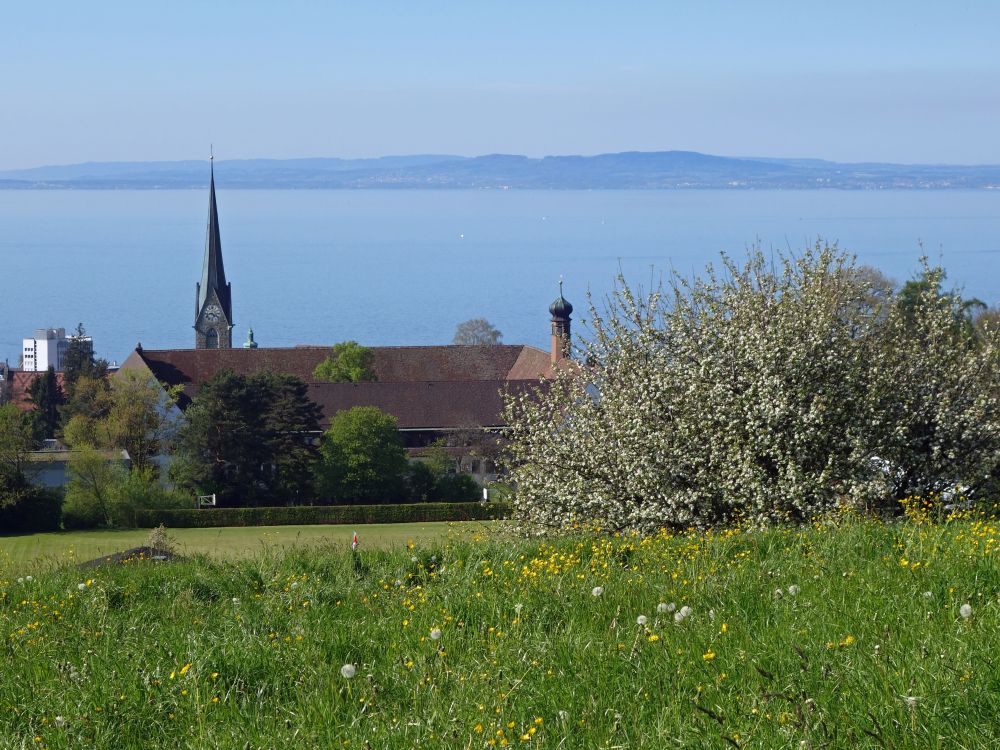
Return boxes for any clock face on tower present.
[204,304,223,323]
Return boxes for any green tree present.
[27,366,64,441]
[62,324,108,392]
[316,406,407,503]
[313,341,377,382]
[0,404,36,481]
[172,371,322,505]
[63,446,126,528]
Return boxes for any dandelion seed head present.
[787,585,801,596]
[591,586,603,597]
[960,603,973,619]
[77,583,86,591]
[430,628,442,640]
[679,605,692,618]
[514,603,524,615]
[636,615,648,626]
[16,577,24,584]
[656,602,669,613]
[922,591,932,599]
[340,663,356,679]
[54,716,65,728]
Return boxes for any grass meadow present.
[1,513,999,749]
[0,522,464,572]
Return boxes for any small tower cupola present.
[194,154,234,349]
[243,327,258,349]
[549,279,573,365]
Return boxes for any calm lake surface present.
[2,189,999,365]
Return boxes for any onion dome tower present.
[549,280,573,365]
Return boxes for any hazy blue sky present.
[3,1,999,169]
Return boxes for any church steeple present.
[194,155,234,349]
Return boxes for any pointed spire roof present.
[198,157,230,315]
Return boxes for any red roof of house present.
[8,371,66,412]
[120,344,551,430]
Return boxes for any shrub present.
[503,244,1000,533]
[134,501,509,528]
[0,481,62,533]
[432,473,481,503]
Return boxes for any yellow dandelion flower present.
[179,663,191,676]
[703,650,716,661]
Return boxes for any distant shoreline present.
[3,150,1000,191]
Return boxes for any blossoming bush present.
[503,244,1000,532]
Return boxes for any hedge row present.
[134,502,510,529]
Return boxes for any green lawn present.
[2,516,999,748]
[0,521,483,572]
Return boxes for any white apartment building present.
[21,328,92,372]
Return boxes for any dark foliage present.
[171,371,322,506]
[135,501,509,528]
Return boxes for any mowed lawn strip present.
[0,521,486,571]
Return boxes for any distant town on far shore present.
[4,150,1000,190]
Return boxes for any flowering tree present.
[502,244,1000,533]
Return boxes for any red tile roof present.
[123,344,551,386]
[306,380,539,430]
[8,371,66,412]
[120,345,551,431]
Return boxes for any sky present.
[2,1,999,170]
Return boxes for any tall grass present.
[1,515,998,748]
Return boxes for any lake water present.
[2,189,1000,365]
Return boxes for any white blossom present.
[501,246,1000,532]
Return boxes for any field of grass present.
[1,513,999,749]
[0,522,471,571]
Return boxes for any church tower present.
[549,280,573,365]
[194,158,233,349]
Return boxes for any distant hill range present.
[2,151,1000,190]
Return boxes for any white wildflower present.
[340,663,356,679]
[77,583,86,591]
[514,603,524,615]
[54,716,66,728]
